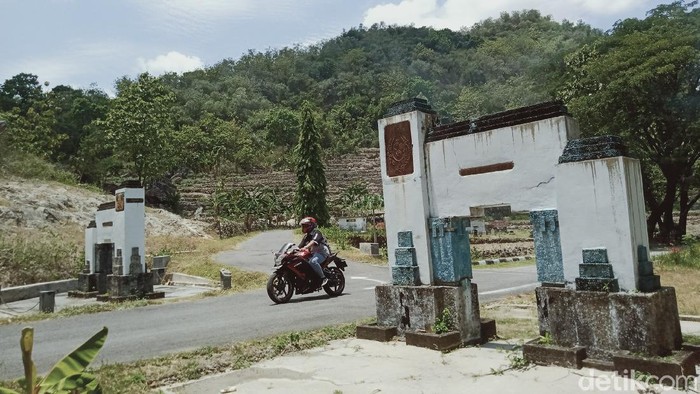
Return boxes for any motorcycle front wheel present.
[323,267,345,297]
[267,271,294,304]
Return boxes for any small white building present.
[337,216,367,231]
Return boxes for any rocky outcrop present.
[0,178,211,238]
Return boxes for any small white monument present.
[72,181,162,301]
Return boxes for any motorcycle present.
[266,242,347,304]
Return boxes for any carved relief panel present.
[384,121,414,177]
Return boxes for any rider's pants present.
[309,252,327,280]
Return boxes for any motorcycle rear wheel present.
[323,267,345,297]
[267,271,294,304]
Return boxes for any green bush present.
[655,241,700,269]
[0,148,78,185]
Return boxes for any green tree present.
[294,102,330,225]
[0,73,44,114]
[562,1,700,242]
[101,73,176,185]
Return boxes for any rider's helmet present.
[299,216,317,233]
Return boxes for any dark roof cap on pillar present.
[384,97,436,117]
[120,180,142,188]
[558,135,628,164]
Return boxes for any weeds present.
[433,308,455,334]
[0,228,83,287]
[654,240,700,269]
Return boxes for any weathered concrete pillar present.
[378,98,438,285]
[556,136,650,291]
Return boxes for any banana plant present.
[0,326,108,394]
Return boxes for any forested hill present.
[2,3,698,242]
[0,10,602,186]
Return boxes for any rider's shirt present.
[299,228,330,256]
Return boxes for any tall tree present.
[101,73,176,185]
[0,73,44,114]
[294,102,330,226]
[562,1,700,243]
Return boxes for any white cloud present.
[363,0,660,30]
[0,40,134,92]
[131,0,298,35]
[137,51,204,75]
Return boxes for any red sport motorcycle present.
[266,242,347,304]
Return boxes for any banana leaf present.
[38,327,107,393]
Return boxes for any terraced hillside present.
[178,148,382,218]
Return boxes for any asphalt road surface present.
[0,230,536,380]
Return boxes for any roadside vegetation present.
[0,320,367,393]
[654,238,700,316]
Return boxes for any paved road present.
[0,230,536,380]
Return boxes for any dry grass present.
[0,225,84,287]
[656,264,700,316]
[481,292,539,341]
[147,233,268,290]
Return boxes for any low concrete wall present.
[0,279,79,303]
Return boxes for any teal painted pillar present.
[530,209,564,284]
[392,231,420,285]
[429,217,472,285]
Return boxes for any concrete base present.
[374,280,481,344]
[97,291,165,303]
[77,272,98,293]
[613,350,699,388]
[356,324,397,342]
[405,330,461,351]
[105,272,155,299]
[67,290,99,299]
[480,318,497,343]
[522,340,587,369]
[536,286,683,360]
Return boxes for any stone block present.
[77,272,98,293]
[152,255,170,269]
[639,275,661,293]
[405,331,461,351]
[581,358,615,371]
[356,324,397,342]
[391,266,420,285]
[374,281,481,344]
[107,272,154,299]
[535,286,683,360]
[397,231,413,248]
[359,242,380,256]
[638,260,654,276]
[579,263,614,279]
[582,248,609,264]
[394,247,417,267]
[151,268,166,285]
[614,350,698,388]
[480,318,497,343]
[522,340,586,369]
[575,277,619,292]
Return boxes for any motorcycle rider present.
[298,216,329,286]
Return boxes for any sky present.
[0,0,671,96]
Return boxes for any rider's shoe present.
[321,278,329,287]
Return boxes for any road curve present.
[0,231,536,380]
